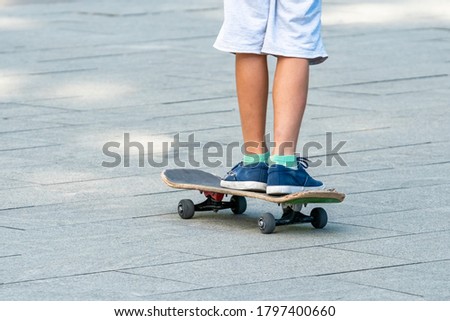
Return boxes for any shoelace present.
[225,161,243,177]
[297,157,310,169]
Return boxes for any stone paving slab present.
[327,230,450,262]
[326,261,450,301]
[145,275,423,301]
[332,206,450,234]
[0,271,199,301]
[120,247,408,289]
[0,0,449,301]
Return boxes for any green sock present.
[270,154,297,168]
[243,151,270,166]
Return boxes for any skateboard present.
[161,168,345,234]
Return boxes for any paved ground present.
[0,0,449,300]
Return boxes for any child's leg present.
[267,56,324,194]
[272,56,309,157]
[235,53,268,155]
[220,53,269,191]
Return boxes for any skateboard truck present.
[278,204,327,227]
[256,203,328,234]
[178,192,247,219]
[194,191,233,213]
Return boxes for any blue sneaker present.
[220,162,268,192]
[267,157,324,195]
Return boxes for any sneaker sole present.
[220,180,267,192]
[266,184,325,195]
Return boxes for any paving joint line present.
[339,280,424,299]
[311,74,448,89]
[142,259,450,299]
[315,167,394,178]
[113,270,199,286]
[162,95,236,105]
[0,225,26,232]
[0,254,22,259]
[347,181,450,195]
[312,259,450,278]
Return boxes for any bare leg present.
[272,57,309,156]
[235,53,269,155]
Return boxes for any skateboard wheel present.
[311,207,328,229]
[258,213,276,234]
[178,199,195,219]
[230,196,247,215]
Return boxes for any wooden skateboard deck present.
[161,168,345,234]
[161,169,345,204]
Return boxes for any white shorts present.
[214,0,327,64]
